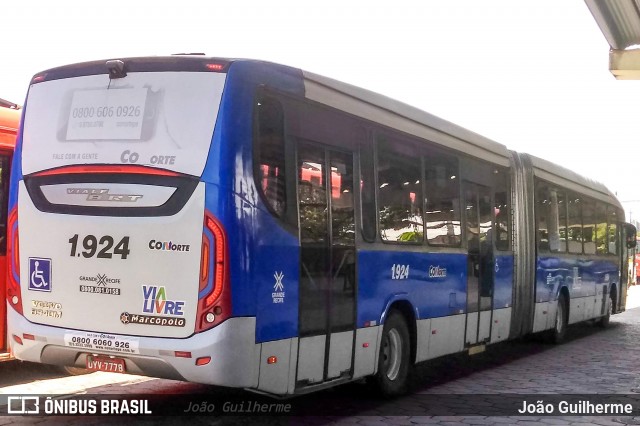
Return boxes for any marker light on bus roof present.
[31,74,47,84]
[206,63,225,72]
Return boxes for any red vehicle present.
[0,99,19,361]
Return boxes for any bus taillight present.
[6,207,22,315]
[196,212,231,333]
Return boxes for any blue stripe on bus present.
[536,256,619,302]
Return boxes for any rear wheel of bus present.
[549,294,568,344]
[57,365,90,376]
[599,289,615,328]
[374,311,410,396]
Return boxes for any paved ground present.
[2,287,640,425]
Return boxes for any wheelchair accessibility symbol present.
[28,258,52,292]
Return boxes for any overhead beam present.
[610,49,640,79]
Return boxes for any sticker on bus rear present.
[64,332,139,355]
[63,88,151,141]
[28,258,52,292]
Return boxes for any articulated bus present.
[0,99,20,362]
[8,56,636,396]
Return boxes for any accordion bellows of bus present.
[7,56,636,396]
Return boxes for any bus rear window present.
[22,71,226,177]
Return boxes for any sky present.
[4,1,640,220]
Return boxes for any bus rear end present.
[8,57,256,386]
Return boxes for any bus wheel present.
[599,294,614,328]
[374,311,410,396]
[59,366,90,376]
[550,294,568,344]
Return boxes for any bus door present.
[464,182,494,345]
[296,143,356,387]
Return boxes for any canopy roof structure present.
[586,0,640,79]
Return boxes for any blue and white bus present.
[8,56,636,396]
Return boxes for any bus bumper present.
[8,310,259,388]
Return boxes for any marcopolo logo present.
[120,312,185,327]
[148,240,190,252]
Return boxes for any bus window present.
[493,168,510,251]
[538,186,567,253]
[256,96,286,216]
[556,190,568,253]
[359,141,376,242]
[377,137,423,243]
[536,185,551,251]
[582,199,596,255]
[424,152,461,246]
[608,207,618,255]
[567,195,583,254]
[596,203,607,255]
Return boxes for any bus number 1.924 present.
[68,234,131,259]
[391,264,410,280]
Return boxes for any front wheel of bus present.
[374,311,410,397]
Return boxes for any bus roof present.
[528,153,621,209]
[302,70,512,167]
[28,56,618,206]
[0,104,20,150]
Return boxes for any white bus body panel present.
[18,181,205,338]
[9,309,259,387]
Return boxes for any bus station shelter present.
[586,0,640,79]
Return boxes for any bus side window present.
[360,141,376,242]
[567,194,583,254]
[424,152,461,246]
[536,185,550,251]
[607,207,618,255]
[0,154,10,254]
[595,202,607,255]
[582,199,596,255]
[377,136,423,243]
[493,168,509,251]
[537,185,566,253]
[256,97,286,217]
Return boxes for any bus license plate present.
[86,355,126,373]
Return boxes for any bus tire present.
[374,311,410,397]
[59,365,90,376]
[599,293,614,328]
[550,294,568,344]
